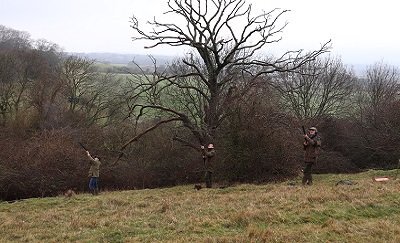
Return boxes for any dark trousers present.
[302,162,314,185]
[89,177,99,194]
[205,171,212,188]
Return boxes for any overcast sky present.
[1,0,399,66]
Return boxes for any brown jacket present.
[88,158,101,177]
[303,134,321,163]
[202,148,216,172]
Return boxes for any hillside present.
[1,170,400,242]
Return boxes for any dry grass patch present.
[1,169,400,242]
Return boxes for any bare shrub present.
[216,85,300,182]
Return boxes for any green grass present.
[1,170,400,242]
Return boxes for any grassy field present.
[1,170,400,242]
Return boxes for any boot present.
[307,177,313,185]
[302,179,307,185]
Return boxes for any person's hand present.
[200,146,204,149]
[303,134,309,139]
[303,141,308,146]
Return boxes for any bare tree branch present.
[126,0,330,149]
[111,117,182,166]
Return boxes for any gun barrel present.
[78,142,88,151]
[301,126,307,142]
[302,126,306,135]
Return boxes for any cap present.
[308,127,317,132]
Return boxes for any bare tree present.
[125,0,330,151]
[0,26,38,125]
[0,25,31,50]
[61,56,96,112]
[0,52,18,125]
[365,62,400,112]
[27,44,65,128]
[272,56,356,120]
[80,72,124,126]
[349,62,400,167]
[354,62,400,129]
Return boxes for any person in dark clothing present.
[201,143,216,188]
[86,150,101,195]
[302,127,321,185]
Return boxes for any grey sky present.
[1,0,399,66]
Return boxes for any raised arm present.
[86,151,96,162]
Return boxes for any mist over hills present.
[71,52,367,76]
[70,52,176,66]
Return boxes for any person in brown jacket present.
[201,143,216,188]
[86,150,101,195]
[302,127,321,185]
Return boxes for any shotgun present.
[302,126,307,142]
[78,142,88,151]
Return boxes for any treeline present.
[1,25,400,200]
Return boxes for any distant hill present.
[348,63,368,77]
[69,52,368,77]
[69,52,176,66]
